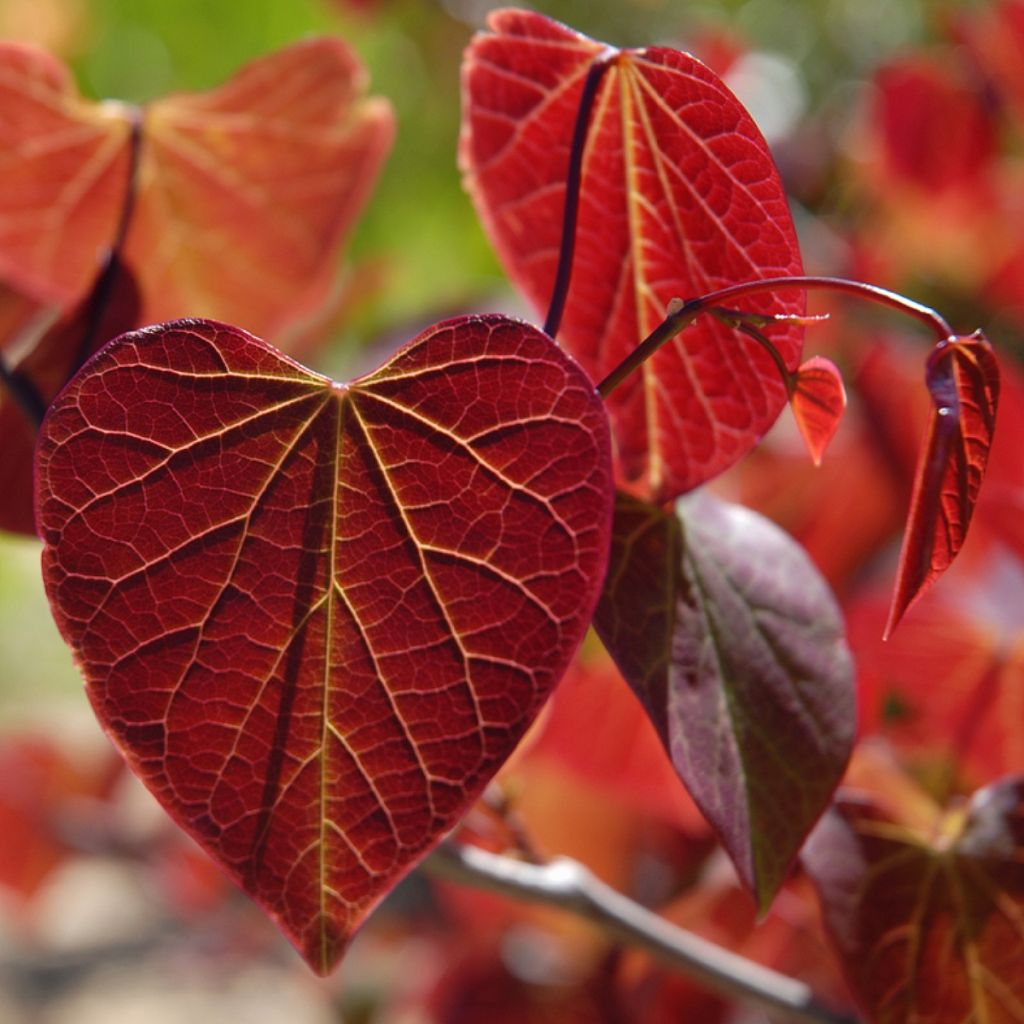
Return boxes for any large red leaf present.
[461,8,804,502]
[804,776,1024,1024]
[35,315,612,973]
[0,38,393,339]
[887,332,1000,636]
[593,490,854,909]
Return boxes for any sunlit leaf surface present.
[461,8,804,501]
[0,42,131,303]
[36,315,612,973]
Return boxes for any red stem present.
[597,276,954,398]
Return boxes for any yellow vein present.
[349,399,485,739]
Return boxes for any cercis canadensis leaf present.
[35,316,613,974]
[790,355,846,466]
[886,331,999,637]
[804,777,1024,1024]
[0,38,393,339]
[460,8,804,502]
[593,490,854,909]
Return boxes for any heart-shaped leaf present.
[460,9,804,502]
[36,315,612,973]
[0,38,393,339]
[804,776,1024,1024]
[124,38,393,338]
[887,331,1000,636]
[594,490,854,909]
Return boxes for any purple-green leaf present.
[594,490,854,909]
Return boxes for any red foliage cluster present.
[0,4,1019,1022]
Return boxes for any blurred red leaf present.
[872,55,997,194]
[593,490,854,909]
[789,355,846,466]
[524,651,708,836]
[0,38,393,339]
[460,8,804,502]
[0,42,132,304]
[35,315,612,974]
[963,0,1024,127]
[851,582,1024,790]
[0,735,122,901]
[805,775,1024,1024]
[125,38,393,339]
[887,332,1000,637]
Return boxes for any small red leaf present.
[790,355,846,466]
[886,331,1000,637]
[461,8,804,502]
[804,776,1024,1024]
[593,490,854,909]
[36,316,612,974]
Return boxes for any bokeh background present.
[0,0,1021,1021]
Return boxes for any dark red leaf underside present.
[804,778,1024,1024]
[593,490,853,909]
[886,332,1000,637]
[461,8,804,502]
[0,267,140,536]
[36,316,612,973]
[790,355,846,466]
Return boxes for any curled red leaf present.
[886,331,1000,637]
[36,316,613,973]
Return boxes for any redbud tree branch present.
[423,842,859,1024]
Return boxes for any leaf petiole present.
[72,106,143,376]
[543,51,617,340]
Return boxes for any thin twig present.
[423,842,859,1024]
